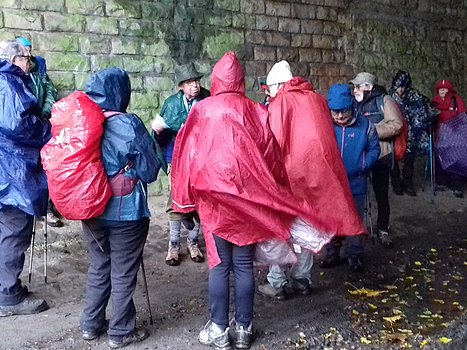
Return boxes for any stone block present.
[245,30,267,45]
[277,47,299,62]
[105,0,142,18]
[293,63,310,79]
[244,61,267,76]
[206,10,232,27]
[0,0,20,8]
[322,49,344,63]
[74,72,89,90]
[254,46,276,61]
[324,0,346,7]
[66,0,105,15]
[299,48,322,62]
[47,71,75,90]
[79,36,111,54]
[214,0,240,11]
[91,55,124,71]
[256,15,278,30]
[188,0,213,8]
[202,30,244,60]
[278,18,300,33]
[291,34,313,48]
[45,52,90,72]
[316,6,338,21]
[130,92,159,108]
[292,4,316,19]
[141,2,174,19]
[340,65,355,78]
[87,16,119,35]
[43,13,86,32]
[111,38,140,55]
[313,34,338,49]
[174,6,193,24]
[141,39,171,57]
[22,0,64,11]
[232,13,255,29]
[301,20,323,34]
[3,9,42,30]
[119,19,153,37]
[128,74,143,91]
[323,22,342,36]
[240,0,265,14]
[122,56,155,73]
[265,1,290,17]
[265,32,290,47]
[33,33,79,52]
[153,57,175,74]
[0,30,15,41]
[144,76,174,91]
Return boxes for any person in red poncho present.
[171,51,364,350]
[257,61,366,300]
[432,79,466,197]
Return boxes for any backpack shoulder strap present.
[376,94,385,114]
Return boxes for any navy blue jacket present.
[0,60,51,216]
[86,67,160,220]
[334,113,380,195]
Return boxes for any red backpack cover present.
[394,115,409,161]
[40,91,113,220]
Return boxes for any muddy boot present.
[198,320,231,349]
[0,295,48,317]
[234,322,254,349]
[165,243,180,266]
[257,283,288,301]
[402,178,416,196]
[187,239,204,263]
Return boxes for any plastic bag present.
[289,217,334,253]
[254,239,297,266]
[41,91,113,220]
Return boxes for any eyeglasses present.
[183,79,201,86]
[14,55,31,62]
[331,109,352,117]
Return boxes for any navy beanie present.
[327,84,353,111]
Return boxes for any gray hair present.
[0,41,25,62]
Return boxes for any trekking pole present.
[140,258,153,325]
[28,217,37,283]
[44,215,48,283]
[365,176,375,245]
[429,127,435,204]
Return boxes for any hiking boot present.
[378,229,394,248]
[234,322,254,349]
[289,278,312,296]
[165,244,180,266]
[81,320,109,341]
[47,211,64,227]
[0,296,48,317]
[348,256,363,273]
[108,328,149,349]
[453,190,464,198]
[187,240,204,263]
[198,320,231,349]
[318,254,341,268]
[257,283,288,301]
[392,184,404,196]
[402,180,416,196]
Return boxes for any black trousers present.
[371,155,391,230]
[390,151,416,186]
[0,206,33,306]
[80,217,149,340]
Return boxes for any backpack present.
[40,91,135,220]
[374,95,408,161]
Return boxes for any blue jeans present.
[80,218,149,340]
[209,235,255,329]
[0,206,33,306]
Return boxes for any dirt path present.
[1,172,466,350]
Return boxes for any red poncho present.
[268,77,365,236]
[171,52,340,268]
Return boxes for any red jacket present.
[268,77,365,236]
[432,79,466,124]
[171,52,343,268]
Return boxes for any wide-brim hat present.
[349,72,376,86]
[175,63,203,86]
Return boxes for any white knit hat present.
[266,60,293,85]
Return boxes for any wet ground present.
[1,168,466,350]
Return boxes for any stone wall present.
[0,0,465,125]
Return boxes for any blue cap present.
[327,84,353,111]
[16,36,32,48]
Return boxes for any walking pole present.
[43,215,48,283]
[28,217,37,283]
[365,176,375,245]
[429,127,435,204]
[140,258,153,325]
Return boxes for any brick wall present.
[0,0,465,124]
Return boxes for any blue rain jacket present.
[0,60,51,216]
[86,67,160,221]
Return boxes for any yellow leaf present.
[383,285,398,290]
[464,261,467,266]
[368,303,378,310]
[438,337,452,344]
[369,319,376,323]
[352,309,360,316]
[397,329,413,334]
[383,315,402,324]
[320,272,325,277]
[348,288,386,297]
[430,248,437,253]
[414,261,422,266]
[360,336,372,344]
[452,302,459,306]
[392,308,403,315]
[406,276,414,281]
[420,338,430,348]
[433,299,445,304]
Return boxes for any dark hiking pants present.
[371,155,391,230]
[80,217,149,340]
[0,206,33,306]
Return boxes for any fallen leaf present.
[352,309,360,316]
[360,336,372,344]
[368,303,378,310]
[438,337,452,344]
[383,315,402,324]
[433,299,445,304]
[414,261,422,266]
[420,338,430,348]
